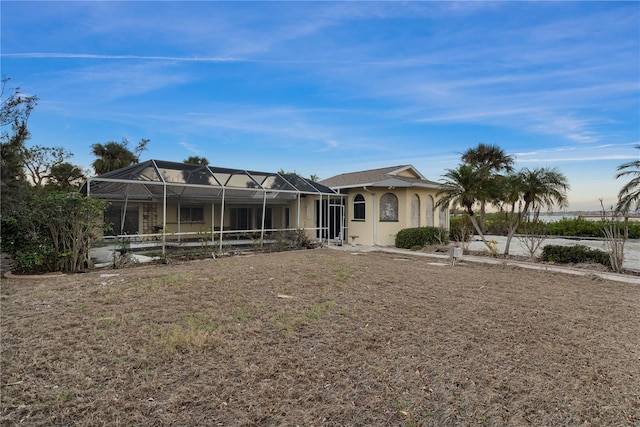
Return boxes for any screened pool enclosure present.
[82,160,345,253]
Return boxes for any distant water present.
[538,212,640,223]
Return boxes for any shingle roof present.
[320,165,440,189]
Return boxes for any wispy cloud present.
[3,53,241,62]
[179,142,202,156]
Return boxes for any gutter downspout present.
[362,186,378,245]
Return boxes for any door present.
[315,198,344,241]
[104,205,139,235]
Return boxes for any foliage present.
[436,164,490,247]
[1,189,107,273]
[615,145,640,213]
[449,216,473,242]
[540,245,611,269]
[395,227,449,249]
[278,169,320,182]
[1,77,38,214]
[460,143,515,232]
[516,211,548,261]
[540,218,640,239]
[600,200,627,273]
[47,162,86,190]
[91,138,149,174]
[23,145,73,186]
[438,143,569,256]
[184,156,209,165]
[542,218,603,237]
[277,229,317,250]
[500,167,569,255]
[483,212,512,235]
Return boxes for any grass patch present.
[271,310,297,338]
[149,313,218,355]
[306,300,337,321]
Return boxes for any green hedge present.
[395,227,449,249]
[542,218,640,239]
[540,245,611,269]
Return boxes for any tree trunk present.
[468,214,493,251]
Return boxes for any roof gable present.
[320,164,439,189]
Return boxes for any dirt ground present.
[1,248,639,426]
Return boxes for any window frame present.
[353,193,366,221]
[179,205,205,223]
[379,192,399,222]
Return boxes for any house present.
[320,165,448,246]
[82,160,345,251]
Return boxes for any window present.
[255,207,273,230]
[179,206,204,222]
[230,208,251,230]
[411,194,420,227]
[104,205,139,235]
[380,193,398,221]
[353,194,365,220]
[425,195,434,226]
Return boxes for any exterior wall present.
[106,199,306,237]
[342,186,447,247]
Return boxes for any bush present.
[449,216,473,242]
[541,218,640,239]
[540,245,611,269]
[1,189,106,274]
[395,227,449,249]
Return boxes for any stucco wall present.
[342,187,447,247]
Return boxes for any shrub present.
[395,227,449,249]
[484,212,511,235]
[540,245,611,269]
[1,189,106,274]
[540,218,640,239]
[449,216,473,242]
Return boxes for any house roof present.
[83,159,338,202]
[320,165,441,190]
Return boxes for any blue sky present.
[2,1,638,211]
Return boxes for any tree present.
[91,138,149,175]
[47,162,86,190]
[278,168,319,182]
[436,164,493,249]
[502,167,569,255]
[23,145,73,186]
[615,145,640,213]
[1,77,38,213]
[460,143,515,233]
[184,156,209,165]
[1,189,106,273]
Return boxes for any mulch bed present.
[1,249,638,426]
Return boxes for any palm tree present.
[503,167,569,255]
[461,143,515,173]
[461,143,515,232]
[91,138,149,175]
[184,156,209,166]
[615,145,640,213]
[437,164,492,248]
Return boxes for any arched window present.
[353,194,365,220]
[380,193,398,221]
[439,204,449,229]
[425,195,434,227]
[411,194,420,227]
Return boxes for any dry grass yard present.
[1,249,639,426]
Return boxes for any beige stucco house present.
[320,165,448,246]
